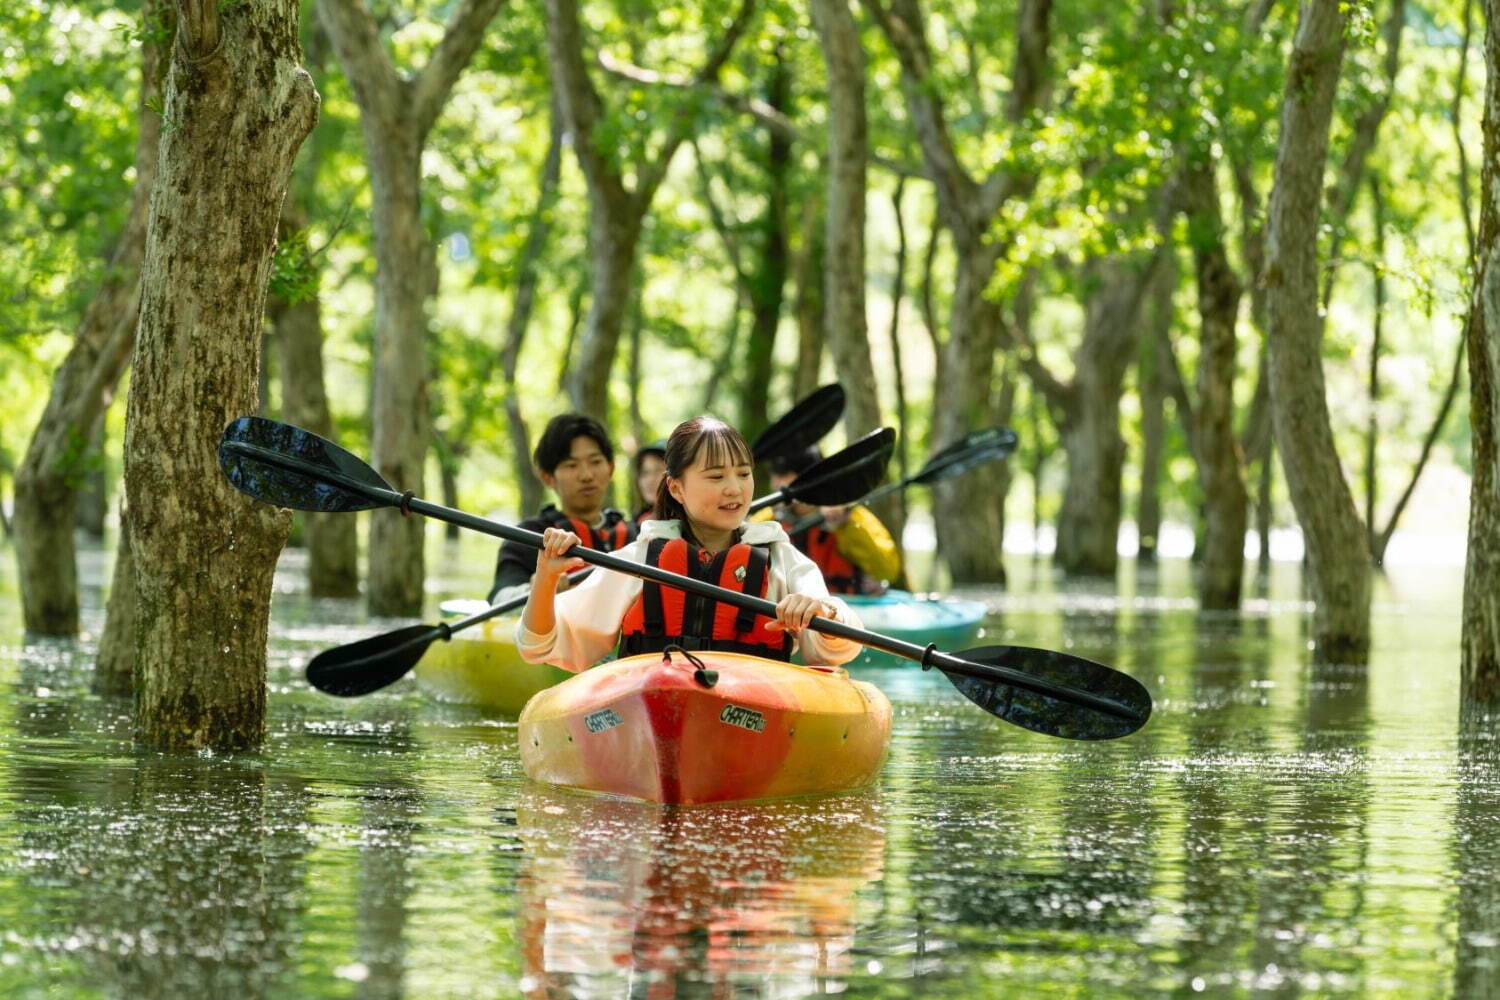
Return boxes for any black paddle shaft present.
[228,439,1139,722]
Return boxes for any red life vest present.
[541,508,635,553]
[790,525,865,596]
[619,538,794,660]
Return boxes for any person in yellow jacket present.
[765,446,903,595]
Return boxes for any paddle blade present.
[912,427,1019,486]
[306,624,438,696]
[784,427,896,505]
[941,645,1152,740]
[750,384,845,462]
[219,416,389,512]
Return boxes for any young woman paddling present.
[517,416,864,672]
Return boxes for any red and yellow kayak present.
[518,652,892,805]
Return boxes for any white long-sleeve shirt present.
[516,518,865,672]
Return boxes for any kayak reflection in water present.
[515,787,885,997]
[517,415,865,672]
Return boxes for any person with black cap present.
[488,413,638,602]
[766,445,902,595]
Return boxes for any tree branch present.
[597,51,926,178]
[634,0,757,201]
[862,0,979,235]
[318,0,402,117]
[690,139,753,296]
[411,0,509,142]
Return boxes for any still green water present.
[0,535,1489,998]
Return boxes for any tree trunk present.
[274,265,360,597]
[499,96,563,518]
[94,497,136,697]
[1264,0,1370,662]
[14,0,166,636]
[884,177,912,547]
[1055,257,1156,576]
[568,202,642,419]
[737,48,792,445]
[932,252,1007,582]
[1461,0,1500,702]
[76,418,108,539]
[792,197,826,400]
[1365,176,1385,557]
[125,0,317,750]
[321,0,507,616]
[1183,162,1249,609]
[1137,257,1174,564]
[812,0,882,442]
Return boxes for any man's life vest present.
[619,538,795,660]
[791,526,865,596]
[543,507,635,553]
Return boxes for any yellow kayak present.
[412,609,572,715]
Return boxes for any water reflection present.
[514,787,884,997]
[1454,719,1500,998]
[0,535,1484,995]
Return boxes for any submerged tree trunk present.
[273,238,360,597]
[1054,257,1157,576]
[1182,161,1249,610]
[124,0,317,750]
[1137,256,1174,563]
[14,0,166,636]
[932,253,1007,581]
[1264,0,1370,662]
[321,0,507,616]
[94,497,136,696]
[1461,0,1500,703]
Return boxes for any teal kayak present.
[842,589,987,667]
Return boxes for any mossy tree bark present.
[1461,0,1500,702]
[124,0,318,750]
[1263,0,1370,662]
[14,0,166,636]
[319,0,507,616]
[1181,161,1250,610]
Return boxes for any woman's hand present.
[535,527,585,585]
[767,593,839,633]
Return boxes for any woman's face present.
[667,448,754,535]
[636,453,666,509]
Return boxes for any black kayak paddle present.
[219,416,1152,740]
[749,383,845,463]
[788,426,1019,533]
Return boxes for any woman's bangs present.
[689,424,753,472]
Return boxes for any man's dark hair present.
[769,445,821,477]
[533,413,615,474]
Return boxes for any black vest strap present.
[642,537,670,637]
[735,545,770,634]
